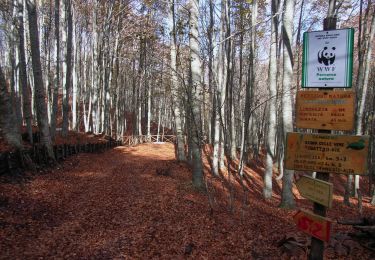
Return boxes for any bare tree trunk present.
[26,0,55,160]
[208,0,215,146]
[189,0,204,189]
[17,0,33,144]
[62,0,73,137]
[72,9,78,131]
[51,0,60,139]
[238,0,257,176]
[354,6,375,196]
[169,0,186,161]
[345,3,373,204]
[264,0,280,200]
[279,0,296,209]
[228,41,236,160]
[91,0,98,133]
[213,0,230,176]
[147,75,152,139]
[9,5,22,131]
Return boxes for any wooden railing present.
[0,140,122,175]
[122,135,176,146]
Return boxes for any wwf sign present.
[302,28,354,88]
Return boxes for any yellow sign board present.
[296,90,355,130]
[285,132,369,175]
[296,175,333,208]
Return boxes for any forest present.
[0,0,374,259]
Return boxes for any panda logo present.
[318,46,336,66]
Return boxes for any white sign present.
[302,28,354,88]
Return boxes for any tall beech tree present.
[169,0,186,162]
[279,0,296,209]
[51,0,60,139]
[62,0,73,137]
[17,0,33,144]
[26,0,55,160]
[188,0,204,189]
[264,0,280,200]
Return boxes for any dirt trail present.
[0,143,373,259]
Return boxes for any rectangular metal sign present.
[285,133,369,175]
[296,90,355,130]
[293,209,332,242]
[296,175,333,208]
[302,28,354,88]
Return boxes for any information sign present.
[302,29,354,88]
[293,209,332,242]
[296,175,333,208]
[296,90,355,130]
[285,133,369,175]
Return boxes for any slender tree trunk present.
[26,0,55,160]
[9,5,22,131]
[189,0,204,189]
[72,10,78,131]
[169,0,186,161]
[62,0,73,137]
[208,0,215,145]
[238,0,257,176]
[147,75,152,139]
[354,6,375,196]
[345,4,372,204]
[17,0,33,144]
[213,0,230,176]
[51,0,60,139]
[229,41,236,160]
[279,0,296,209]
[131,58,137,135]
[264,0,280,200]
[91,0,98,133]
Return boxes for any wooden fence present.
[0,135,176,176]
[0,140,122,176]
[122,135,176,147]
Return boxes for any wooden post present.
[308,16,337,260]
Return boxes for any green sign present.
[302,28,354,88]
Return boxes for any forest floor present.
[0,143,374,259]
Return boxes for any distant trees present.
[0,64,23,149]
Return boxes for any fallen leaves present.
[0,143,373,259]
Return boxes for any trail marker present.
[296,175,333,208]
[285,132,369,175]
[296,90,355,130]
[293,209,332,242]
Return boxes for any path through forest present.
[0,143,373,259]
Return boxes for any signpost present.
[296,175,333,208]
[293,209,332,242]
[285,132,369,175]
[292,10,367,259]
[296,90,355,130]
[302,28,354,88]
